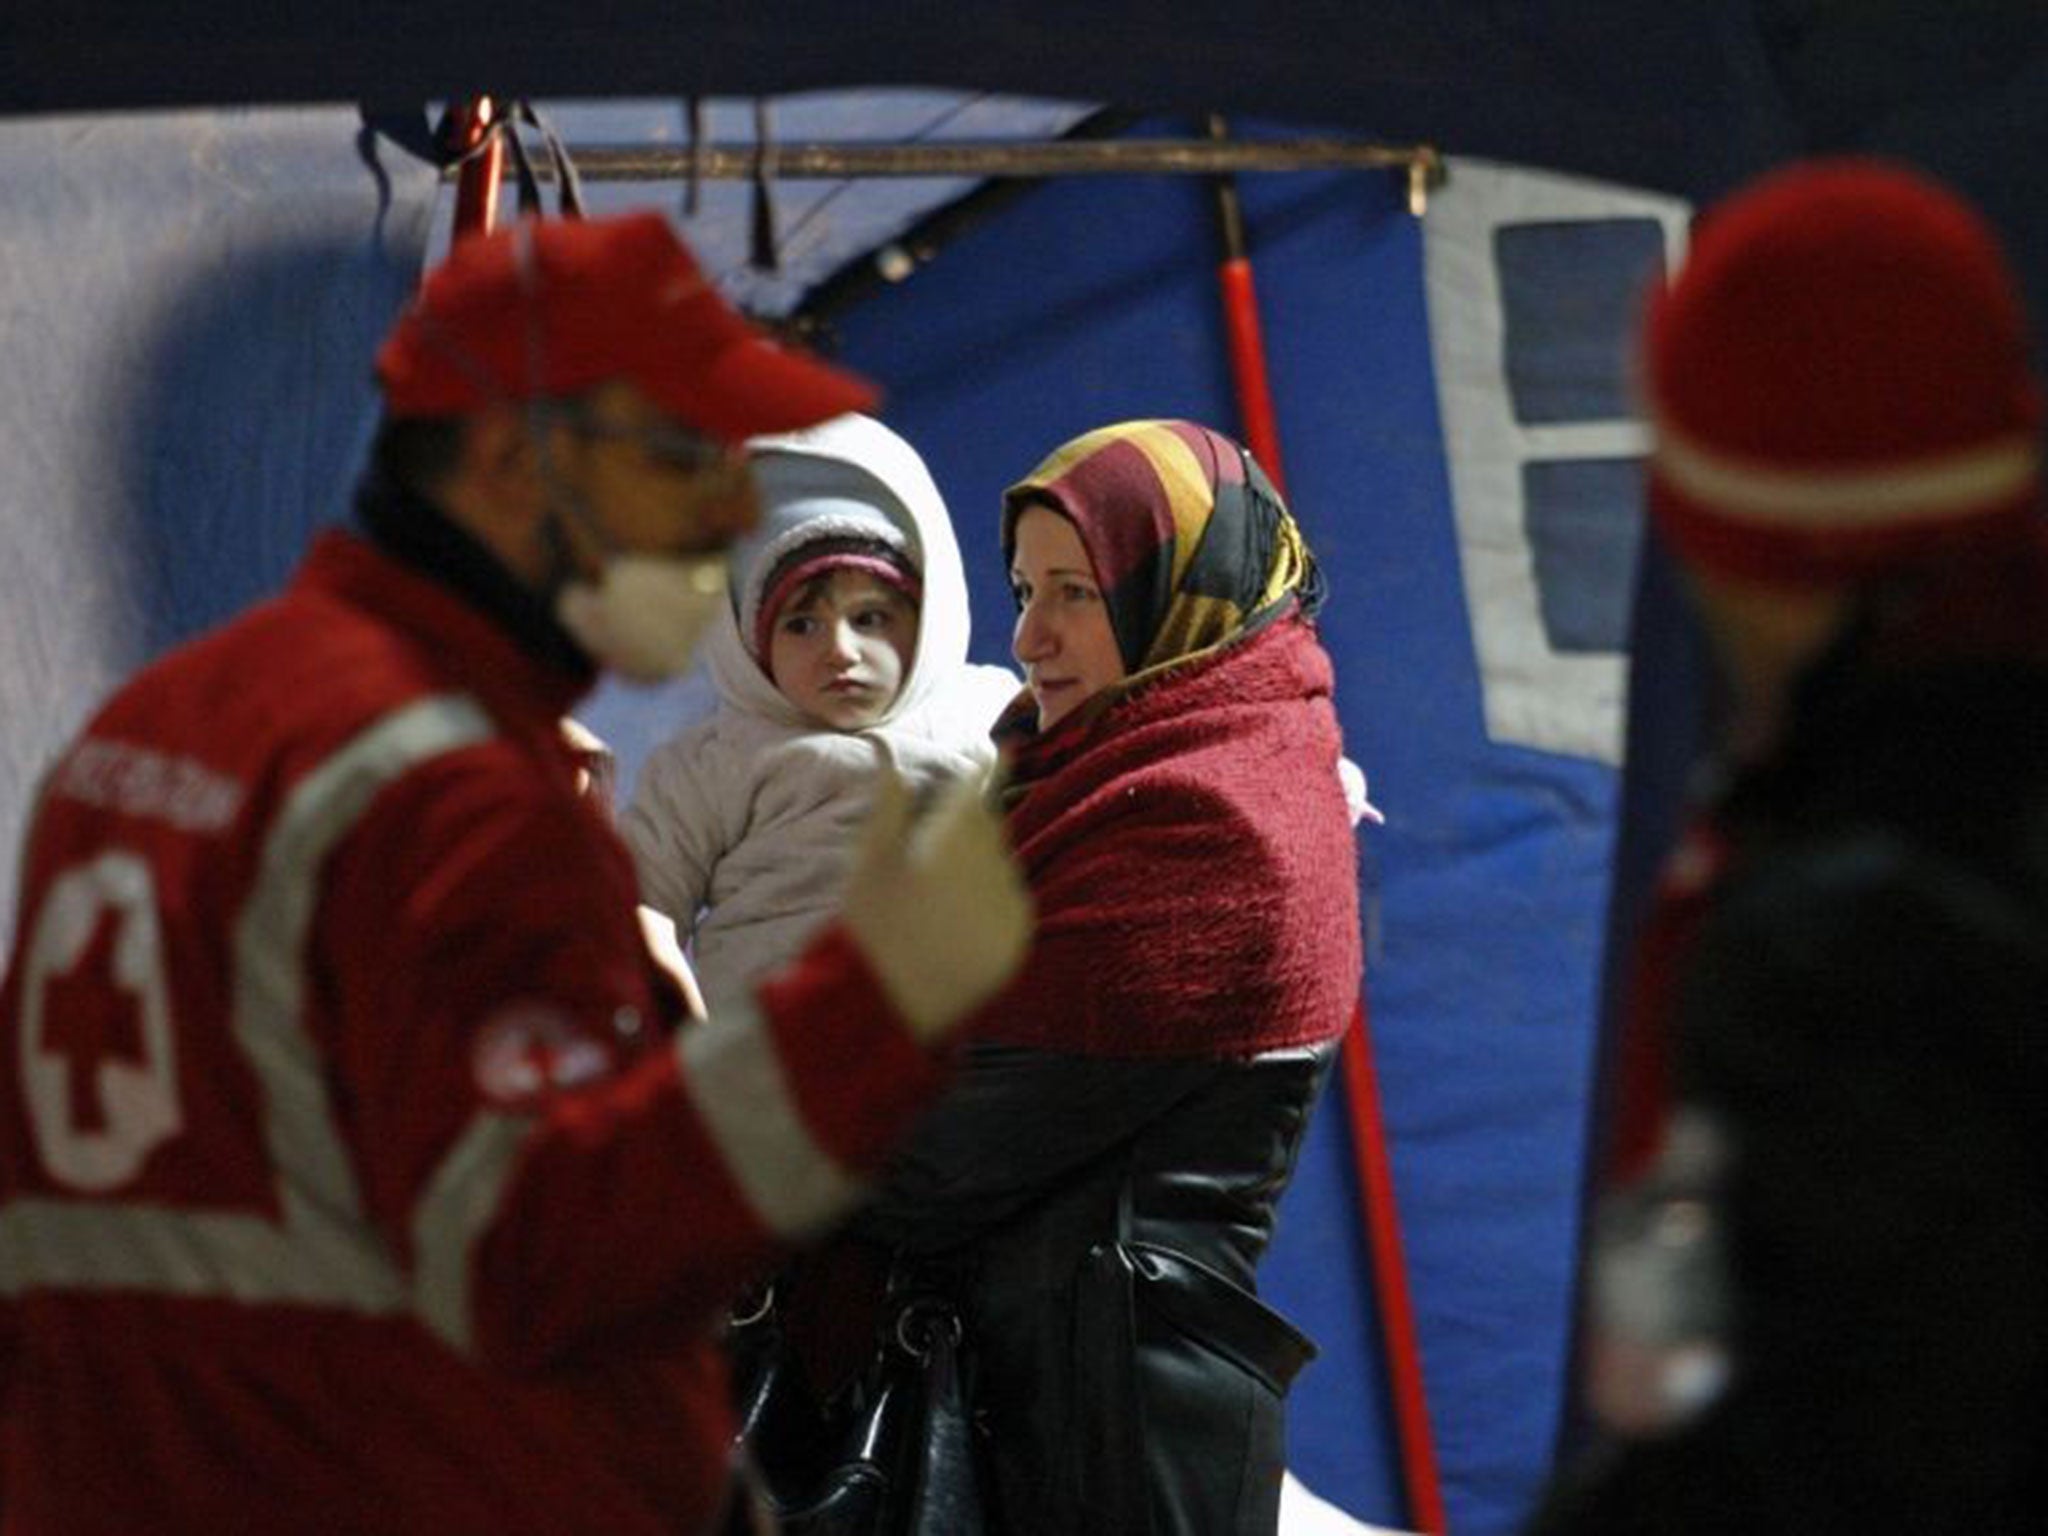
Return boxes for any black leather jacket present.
[859,1040,1336,1536]
[1532,649,2048,1535]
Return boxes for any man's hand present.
[840,766,1032,1040]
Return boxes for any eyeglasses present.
[560,406,732,476]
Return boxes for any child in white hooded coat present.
[623,414,1018,1004]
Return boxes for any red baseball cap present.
[376,210,876,441]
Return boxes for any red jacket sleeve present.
[316,742,952,1371]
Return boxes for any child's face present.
[768,568,918,729]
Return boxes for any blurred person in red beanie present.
[0,210,1029,1535]
[1542,160,2048,1532]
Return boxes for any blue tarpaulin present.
[4,8,2048,1530]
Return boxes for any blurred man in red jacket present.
[0,210,1029,1535]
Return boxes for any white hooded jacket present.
[623,415,1019,1003]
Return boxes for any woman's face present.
[1009,505,1125,730]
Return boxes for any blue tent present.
[5,7,2046,1532]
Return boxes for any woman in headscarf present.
[842,419,1365,1534]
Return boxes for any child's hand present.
[839,765,1033,1041]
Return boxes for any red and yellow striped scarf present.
[979,420,1358,1057]
[1001,418,1319,702]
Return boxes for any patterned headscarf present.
[1001,419,1322,695]
[983,420,1358,1056]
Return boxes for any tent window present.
[1522,456,1645,654]
[1495,218,1665,425]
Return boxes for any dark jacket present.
[1534,643,2048,1535]
[862,1041,1334,1536]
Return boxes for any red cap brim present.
[644,333,878,445]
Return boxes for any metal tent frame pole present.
[482,133,1442,191]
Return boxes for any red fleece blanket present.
[982,617,1362,1059]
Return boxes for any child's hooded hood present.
[701,413,984,730]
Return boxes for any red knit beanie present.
[1644,158,2043,588]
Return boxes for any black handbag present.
[728,1272,986,1536]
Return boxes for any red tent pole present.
[1207,117,1286,488]
[1335,1000,1448,1534]
[1206,115,1447,1535]
[450,96,504,240]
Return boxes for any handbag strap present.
[1065,1170,1157,1536]
[897,1300,986,1536]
